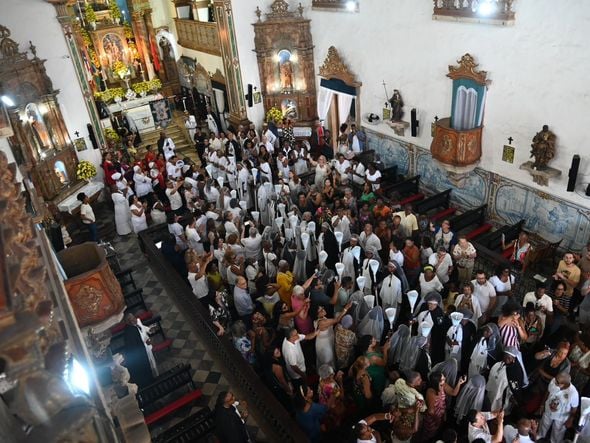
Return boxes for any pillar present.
[213,0,249,127]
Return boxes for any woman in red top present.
[403,237,421,287]
[102,152,117,187]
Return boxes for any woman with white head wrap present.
[469,323,501,377]
[445,312,464,364]
[357,306,384,342]
[389,324,411,368]
[454,374,486,424]
[430,357,458,388]
[111,185,132,236]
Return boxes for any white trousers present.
[539,413,567,442]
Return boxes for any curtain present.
[213,88,225,113]
[337,93,354,126]
[317,87,334,122]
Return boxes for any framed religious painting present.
[253,91,262,104]
[0,101,13,137]
[74,137,88,152]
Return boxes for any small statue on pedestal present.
[530,125,556,170]
[388,89,404,121]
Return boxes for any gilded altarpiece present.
[253,0,317,125]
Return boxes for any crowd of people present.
[97,116,590,443]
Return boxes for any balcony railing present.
[433,0,515,26]
[174,18,221,56]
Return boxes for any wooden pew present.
[116,267,137,291]
[110,314,166,355]
[474,219,525,252]
[354,149,375,167]
[124,288,148,312]
[381,165,398,183]
[449,205,492,240]
[415,189,452,215]
[153,407,215,443]
[381,175,421,200]
[137,363,202,427]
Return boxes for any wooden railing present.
[174,18,221,56]
[139,225,308,443]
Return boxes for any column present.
[130,9,156,80]
[46,0,105,147]
[213,0,249,127]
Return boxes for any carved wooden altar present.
[0,24,80,204]
[430,54,490,186]
[253,0,317,124]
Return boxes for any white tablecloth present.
[57,181,104,214]
[127,104,155,133]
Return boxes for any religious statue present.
[530,125,556,170]
[280,60,294,90]
[388,89,404,121]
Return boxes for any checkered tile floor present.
[70,203,264,441]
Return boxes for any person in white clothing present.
[365,163,382,191]
[359,224,382,254]
[282,327,318,384]
[472,271,497,323]
[77,192,99,242]
[129,195,148,234]
[503,418,538,443]
[184,113,197,141]
[111,189,132,236]
[161,134,176,161]
[467,409,504,443]
[165,179,184,213]
[428,247,454,284]
[539,373,579,442]
[521,281,553,330]
[185,216,204,254]
[133,166,152,200]
[241,226,262,260]
[379,261,402,310]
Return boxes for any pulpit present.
[57,242,125,332]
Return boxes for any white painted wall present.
[229,0,265,125]
[0,0,102,172]
[230,0,590,207]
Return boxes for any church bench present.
[152,338,174,353]
[430,207,457,223]
[354,149,375,167]
[414,189,452,215]
[124,288,148,312]
[380,165,398,183]
[110,315,168,355]
[137,363,196,411]
[153,407,215,443]
[380,175,421,201]
[110,311,154,334]
[502,246,515,260]
[465,223,493,241]
[473,219,525,251]
[448,204,488,234]
[398,193,425,207]
[144,390,203,427]
[116,267,137,291]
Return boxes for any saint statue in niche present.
[530,125,556,170]
[278,49,294,91]
[388,89,404,121]
[25,103,52,152]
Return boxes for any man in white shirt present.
[467,409,504,443]
[352,159,366,186]
[539,373,579,442]
[334,153,351,185]
[428,247,454,284]
[282,327,318,388]
[77,192,99,242]
[263,123,277,148]
[165,179,184,214]
[522,281,553,330]
[359,223,382,253]
[503,418,538,443]
[332,211,351,245]
[241,226,262,260]
[472,271,496,323]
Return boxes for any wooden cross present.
[74,131,80,137]
[508,136,513,144]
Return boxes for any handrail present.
[139,226,309,443]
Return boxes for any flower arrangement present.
[94,88,125,103]
[266,106,283,124]
[112,61,129,79]
[132,81,151,95]
[85,4,97,24]
[148,78,162,91]
[109,2,122,21]
[77,160,97,181]
[104,128,121,143]
[80,28,92,46]
[124,24,134,39]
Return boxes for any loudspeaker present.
[567,154,580,192]
[411,108,419,137]
[87,123,99,150]
[246,84,253,108]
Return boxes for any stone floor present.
[75,205,264,441]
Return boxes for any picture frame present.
[502,145,515,164]
[253,91,262,104]
[74,137,87,152]
[0,102,14,138]
[382,107,391,122]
